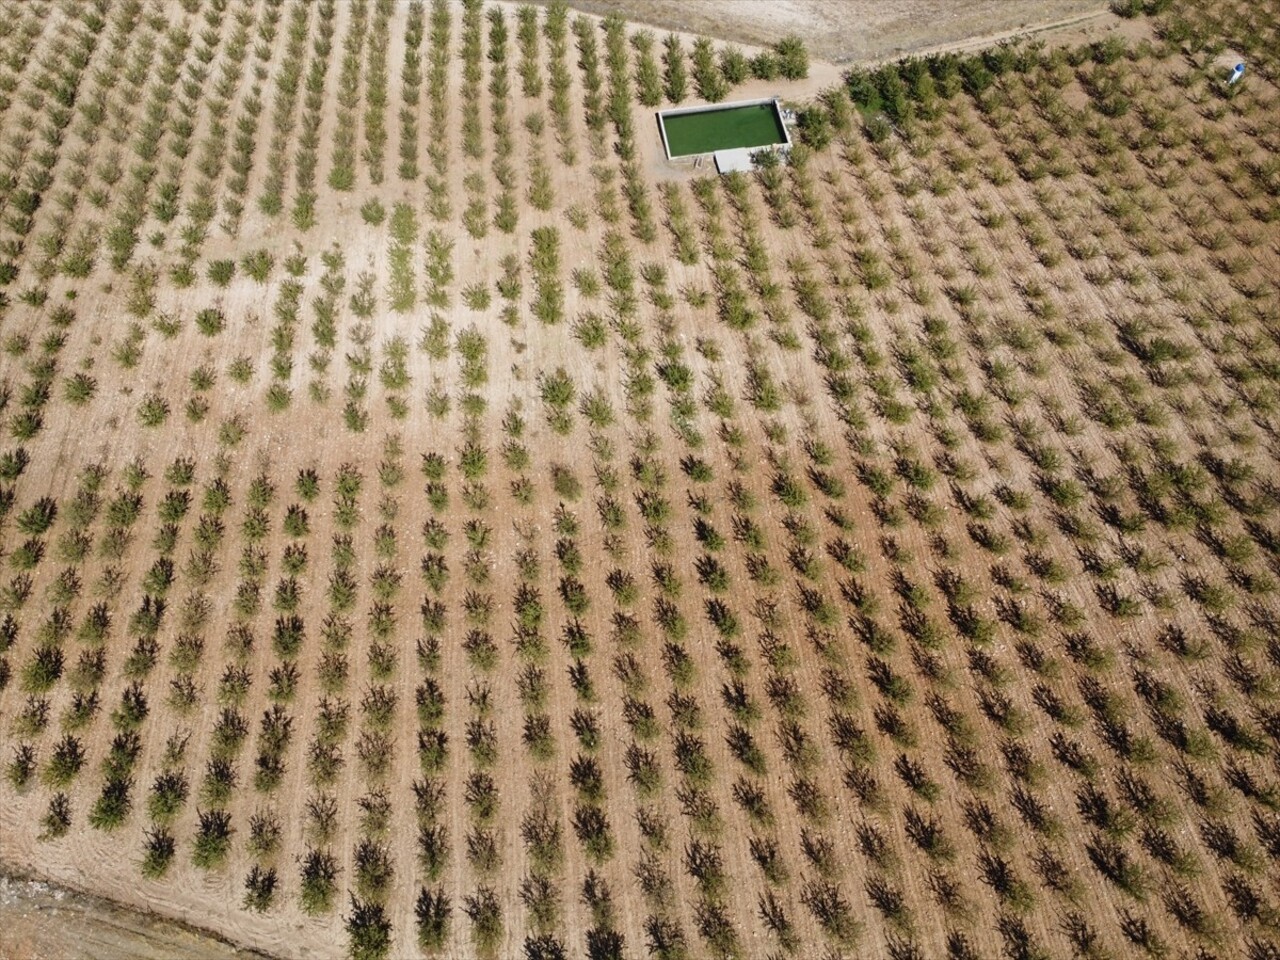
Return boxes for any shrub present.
[300,847,339,914]
[416,886,451,949]
[864,113,893,143]
[353,837,395,900]
[775,35,809,80]
[141,827,176,878]
[282,503,310,537]
[237,249,273,282]
[10,538,45,570]
[23,642,64,691]
[228,357,253,383]
[540,367,575,427]
[208,260,236,286]
[195,308,225,336]
[464,885,504,953]
[347,896,392,960]
[16,497,56,535]
[88,774,132,830]
[43,734,84,786]
[266,383,291,412]
[138,394,170,427]
[192,808,233,868]
[797,105,834,150]
[6,742,36,787]
[291,467,319,504]
[243,865,278,912]
[10,411,42,439]
[691,38,727,102]
[740,50,777,84]
[720,46,749,85]
[361,199,386,225]
[147,769,189,822]
[39,792,71,839]
[462,281,491,311]
[0,448,28,481]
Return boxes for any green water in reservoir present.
[662,103,787,158]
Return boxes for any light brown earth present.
[0,873,260,960]
[544,0,1113,61]
[0,1,1277,959]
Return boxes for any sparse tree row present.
[257,0,314,216]
[602,14,657,244]
[487,6,519,235]
[215,0,288,238]
[288,0,337,230]
[327,0,369,194]
[384,200,417,317]
[342,440,407,959]
[344,248,377,432]
[0,3,47,130]
[359,0,393,186]
[396,1,425,182]
[188,0,263,239]
[571,13,605,161]
[304,242,342,405]
[515,5,541,101]
[540,0,576,167]
[423,0,451,220]
[458,0,488,239]
[197,0,288,239]
[263,261,298,410]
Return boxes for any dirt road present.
[547,0,1111,62]
[0,871,265,960]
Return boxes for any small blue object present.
[1229,63,1246,85]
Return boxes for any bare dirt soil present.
[0,0,1278,959]
[0,872,261,960]
[545,0,1112,61]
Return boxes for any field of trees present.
[1,0,1279,958]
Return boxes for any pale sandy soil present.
[0,872,262,960]
[544,0,1111,62]
[1,0,1271,959]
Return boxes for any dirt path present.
[872,5,1145,64]
[546,0,1113,62]
[0,870,268,960]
